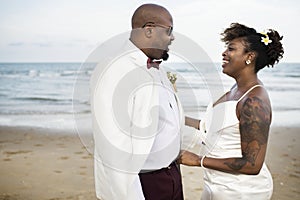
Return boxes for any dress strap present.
[237,85,263,102]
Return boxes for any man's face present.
[154,24,174,60]
[147,15,174,60]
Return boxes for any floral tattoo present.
[225,96,271,171]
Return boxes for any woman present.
[181,23,284,199]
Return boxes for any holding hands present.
[178,150,203,167]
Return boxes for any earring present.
[246,60,251,65]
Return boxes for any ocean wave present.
[28,70,39,77]
[266,87,300,92]
[38,72,61,78]
[0,70,91,79]
[284,74,300,78]
[272,107,300,111]
[182,105,207,112]
[10,96,73,103]
[0,74,23,79]
[61,70,89,76]
[0,109,91,115]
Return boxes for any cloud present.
[31,42,52,48]
[8,42,25,47]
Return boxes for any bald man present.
[92,4,184,200]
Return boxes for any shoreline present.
[0,125,299,199]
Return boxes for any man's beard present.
[162,51,169,61]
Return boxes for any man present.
[91,4,185,200]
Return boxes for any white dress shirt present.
[141,66,181,170]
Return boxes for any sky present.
[0,0,299,63]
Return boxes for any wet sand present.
[0,126,299,199]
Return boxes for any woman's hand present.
[178,150,201,166]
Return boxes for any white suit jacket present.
[91,40,197,200]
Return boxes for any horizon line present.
[0,61,298,64]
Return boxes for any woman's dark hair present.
[221,23,284,73]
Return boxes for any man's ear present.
[144,26,153,38]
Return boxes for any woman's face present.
[221,38,249,77]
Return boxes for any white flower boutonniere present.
[167,71,177,92]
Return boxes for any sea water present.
[0,62,299,132]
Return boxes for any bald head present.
[131,4,172,29]
[130,4,174,60]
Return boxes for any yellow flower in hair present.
[261,36,272,45]
[260,30,268,36]
[260,30,272,45]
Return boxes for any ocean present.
[0,62,299,133]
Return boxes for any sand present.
[0,125,299,200]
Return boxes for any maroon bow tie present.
[147,58,162,69]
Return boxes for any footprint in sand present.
[4,150,32,155]
[289,172,300,178]
[79,172,86,175]
[54,170,62,173]
[56,143,66,148]
[74,151,84,155]
[59,156,69,160]
[195,187,202,191]
[81,155,92,159]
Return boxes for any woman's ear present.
[247,52,256,63]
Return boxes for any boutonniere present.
[167,71,177,92]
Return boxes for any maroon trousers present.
[138,162,184,200]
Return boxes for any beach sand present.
[0,126,299,200]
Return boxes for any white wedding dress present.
[199,85,273,200]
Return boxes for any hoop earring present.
[246,60,251,65]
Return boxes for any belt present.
[139,161,177,174]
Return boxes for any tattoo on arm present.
[225,159,247,171]
[225,96,271,171]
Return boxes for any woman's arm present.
[185,116,200,130]
[180,93,272,175]
[223,93,271,174]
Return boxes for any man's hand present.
[178,150,201,166]
[185,116,200,130]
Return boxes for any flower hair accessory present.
[167,71,177,92]
[260,30,272,45]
